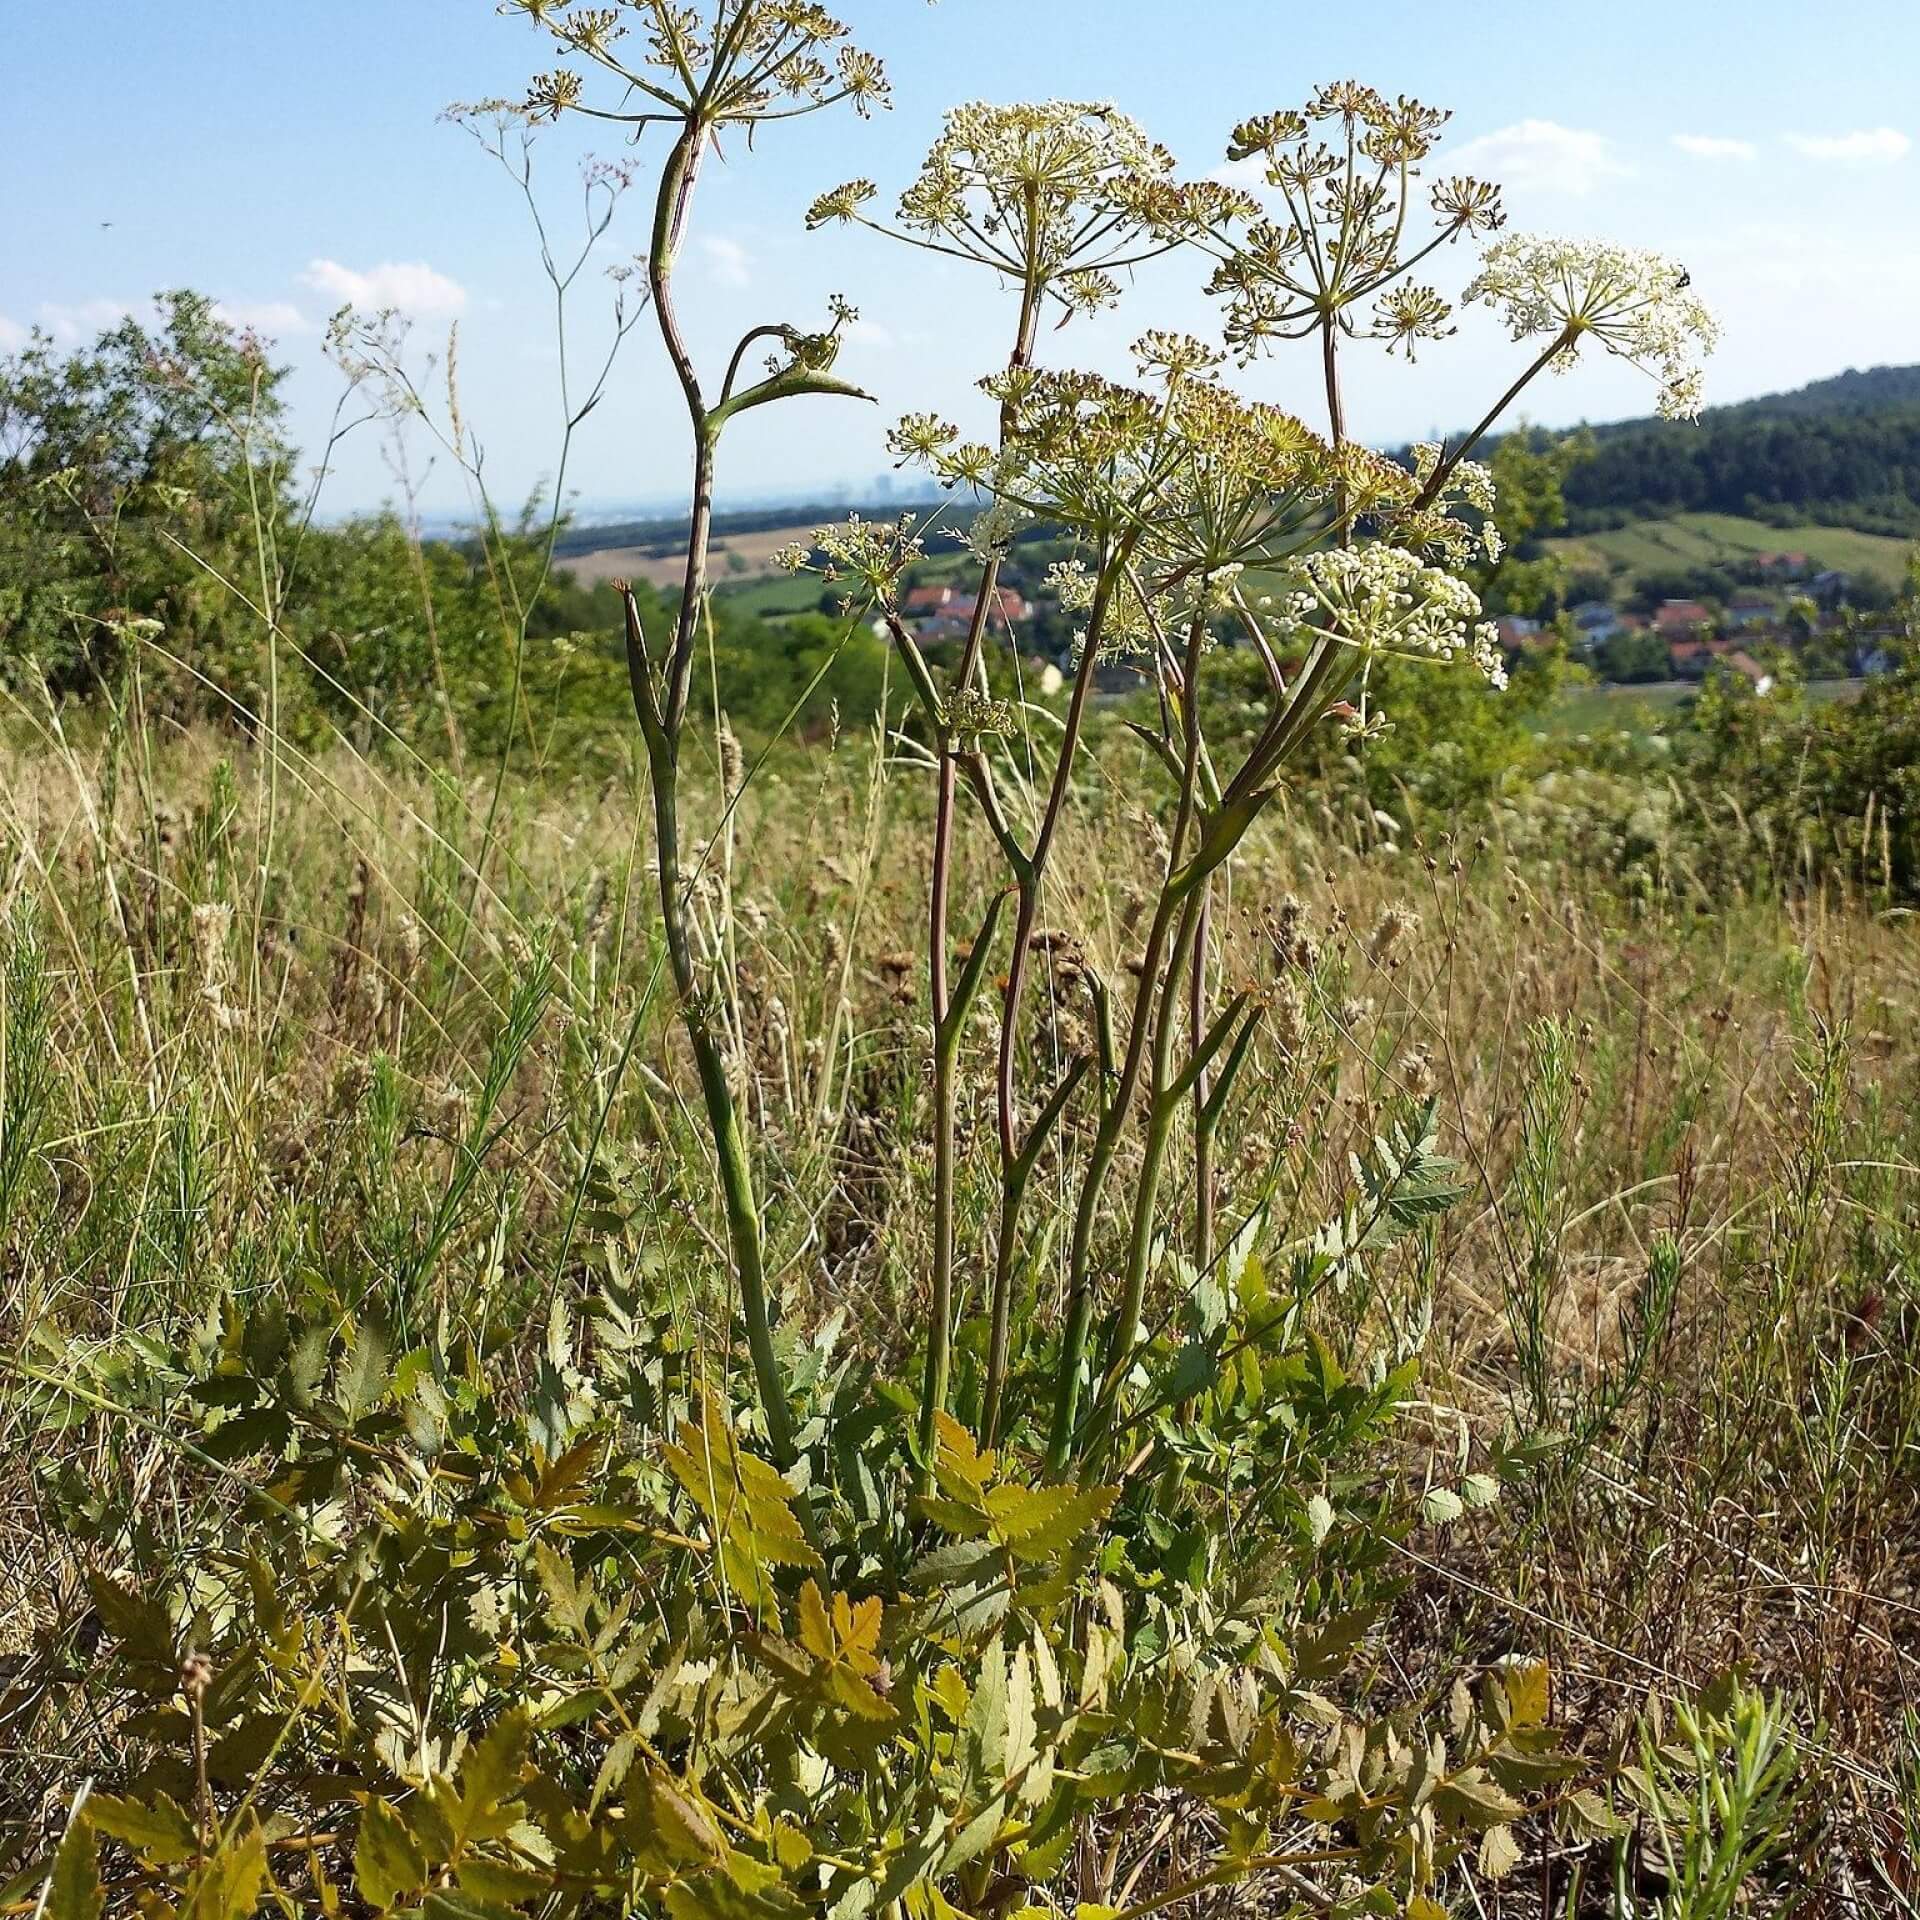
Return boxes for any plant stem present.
[920,282,1042,1449]
[1046,608,1209,1471]
[1189,892,1215,1269]
[1414,327,1575,512]
[627,116,796,1464]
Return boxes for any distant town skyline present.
[8,0,1918,516]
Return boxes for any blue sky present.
[6,0,1918,517]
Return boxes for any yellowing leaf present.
[983,1482,1118,1562]
[356,1798,429,1911]
[182,1818,267,1920]
[929,1412,994,1508]
[797,1580,835,1663]
[1501,1658,1551,1730]
[664,1392,821,1614]
[771,1819,814,1871]
[929,1664,971,1724]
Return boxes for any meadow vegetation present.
[2,5,1918,1917]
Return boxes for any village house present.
[1654,598,1715,639]
[1726,592,1776,630]
[906,583,1033,638]
[1493,614,1546,655]
[1669,635,1738,679]
[1570,600,1625,647]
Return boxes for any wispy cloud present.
[0,315,27,353]
[1209,154,1270,192]
[699,235,752,289]
[214,299,313,338]
[36,298,145,344]
[301,259,469,316]
[1447,119,1630,195]
[1785,127,1911,164]
[1673,134,1758,162]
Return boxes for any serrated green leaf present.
[452,1710,532,1844]
[182,1818,267,1920]
[86,1792,198,1867]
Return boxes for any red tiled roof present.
[1655,600,1713,631]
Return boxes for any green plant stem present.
[626,116,797,1464]
[1189,893,1216,1269]
[921,283,1041,1452]
[1046,608,1209,1471]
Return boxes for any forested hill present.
[1511,363,1920,537]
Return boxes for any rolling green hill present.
[1502,363,1920,539]
[1547,511,1914,589]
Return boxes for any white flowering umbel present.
[1465,236,1720,420]
[774,512,925,607]
[1270,545,1507,732]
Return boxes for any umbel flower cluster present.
[1271,544,1509,691]
[808,101,1252,319]
[508,0,892,125]
[884,337,1521,688]
[1197,82,1507,360]
[825,87,1721,717]
[1466,235,1720,419]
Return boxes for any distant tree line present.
[1506,365,1920,537]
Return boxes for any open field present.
[4,709,1919,1896]
[1541,676,1868,737]
[1548,511,1916,586]
[8,7,1920,1905]
[560,523,830,589]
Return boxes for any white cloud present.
[843,316,894,350]
[36,298,144,344]
[0,315,27,353]
[1785,127,1911,164]
[1209,154,1270,192]
[1673,134,1758,162]
[699,235,752,289]
[300,259,469,316]
[1447,119,1630,195]
[213,299,312,338]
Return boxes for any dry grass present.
[2,706,1917,1884]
